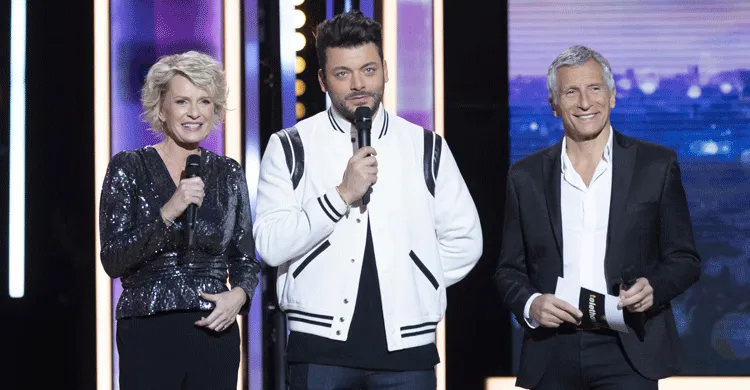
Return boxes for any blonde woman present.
[99,51,259,390]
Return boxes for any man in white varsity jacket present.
[253,10,482,390]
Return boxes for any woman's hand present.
[160,177,205,223]
[194,287,247,332]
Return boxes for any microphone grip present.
[362,191,370,206]
[186,204,197,246]
[620,266,638,291]
[184,154,201,248]
[620,278,637,291]
[357,129,371,206]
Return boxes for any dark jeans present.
[116,310,240,390]
[533,330,658,390]
[289,363,436,390]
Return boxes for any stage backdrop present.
[508,0,750,375]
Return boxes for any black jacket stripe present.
[274,127,305,189]
[275,129,293,174]
[328,109,345,133]
[423,129,436,196]
[400,321,440,331]
[287,127,305,189]
[378,111,389,139]
[409,250,439,290]
[433,132,442,179]
[287,316,333,328]
[292,240,331,278]
[323,194,342,218]
[402,328,436,338]
[318,198,338,222]
[285,309,334,321]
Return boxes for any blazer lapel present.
[605,130,637,285]
[543,142,563,259]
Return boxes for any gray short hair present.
[547,45,615,104]
[140,51,227,135]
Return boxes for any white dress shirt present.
[523,128,613,328]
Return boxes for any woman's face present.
[159,74,215,145]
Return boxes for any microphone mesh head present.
[185,154,201,178]
[355,106,372,122]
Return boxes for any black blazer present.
[495,130,701,388]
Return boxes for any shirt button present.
[350,258,355,263]
[336,330,341,335]
[343,298,349,304]
[356,218,361,223]
[339,317,345,322]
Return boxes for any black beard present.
[332,90,384,123]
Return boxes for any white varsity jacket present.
[253,105,483,352]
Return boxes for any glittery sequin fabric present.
[99,146,260,319]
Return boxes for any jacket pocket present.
[292,240,330,278]
[409,250,439,290]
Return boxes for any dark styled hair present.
[314,10,383,74]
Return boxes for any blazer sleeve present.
[494,167,539,330]
[649,153,701,310]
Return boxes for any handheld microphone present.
[185,154,201,247]
[354,106,372,205]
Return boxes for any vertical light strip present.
[433,0,444,138]
[94,0,113,389]
[8,0,27,298]
[324,0,333,109]
[433,0,445,387]
[279,0,297,128]
[326,0,334,18]
[223,1,244,389]
[382,0,397,113]
[242,1,263,388]
[359,0,374,18]
[224,0,242,164]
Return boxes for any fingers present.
[177,177,205,207]
[623,291,653,312]
[194,310,219,328]
[194,306,236,332]
[619,279,654,312]
[354,146,377,158]
[200,291,218,302]
[532,295,583,328]
[627,296,653,313]
[553,298,584,321]
[539,307,578,328]
[355,157,378,184]
[194,291,244,332]
[619,278,653,310]
[360,155,378,167]
[340,148,379,202]
[195,314,234,332]
[619,278,647,299]
[540,310,566,327]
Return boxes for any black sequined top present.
[99,146,260,319]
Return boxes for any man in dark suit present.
[495,45,701,389]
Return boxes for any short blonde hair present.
[140,51,227,134]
